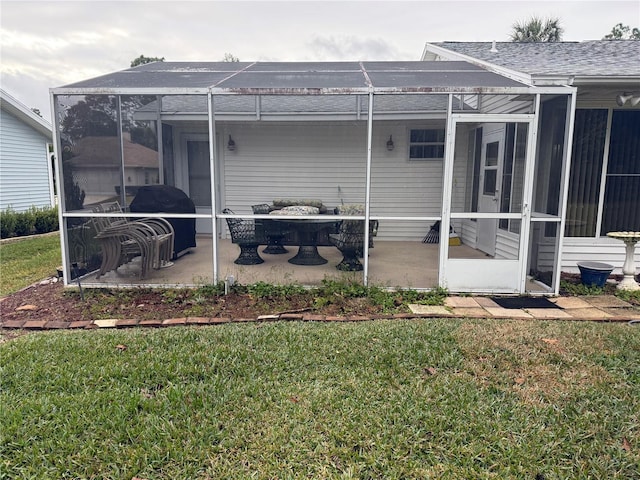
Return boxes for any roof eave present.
[50,87,211,96]
[1,89,52,137]
[422,43,534,86]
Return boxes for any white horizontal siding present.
[370,122,445,240]
[534,242,557,271]
[0,109,52,211]
[495,229,519,259]
[451,126,472,214]
[459,220,478,248]
[222,122,367,206]
[479,95,533,114]
[561,237,640,274]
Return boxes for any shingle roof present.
[425,41,640,78]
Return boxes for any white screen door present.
[443,118,535,293]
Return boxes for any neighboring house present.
[65,133,161,205]
[422,40,640,274]
[49,53,636,294]
[0,89,54,212]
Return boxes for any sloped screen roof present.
[61,61,529,93]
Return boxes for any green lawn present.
[1,320,638,479]
[0,234,61,296]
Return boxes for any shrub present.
[0,207,18,238]
[13,209,36,236]
[0,206,59,238]
[33,206,59,234]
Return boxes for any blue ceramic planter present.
[577,261,614,287]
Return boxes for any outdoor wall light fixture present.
[616,92,640,107]
[386,135,395,151]
[227,135,236,151]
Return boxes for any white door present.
[476,131,503,256]
[178,134,213,234]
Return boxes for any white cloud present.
[1,0,636,120]
[306,35,404,60]
[1,29,71,52]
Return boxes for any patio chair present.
[223,208,266,265]
[252,203,289,254]
[91,201,174,279]
[329,204,379,271]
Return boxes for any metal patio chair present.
[223,208,266,265]
[329,204,378,271]
[91,201,174,279]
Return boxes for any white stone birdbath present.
[606,231,640,291]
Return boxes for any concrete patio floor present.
[83,236,493,290]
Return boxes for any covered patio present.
[52,61,575,293]
[78,236,491,288]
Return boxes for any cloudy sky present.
[1,0,637,120]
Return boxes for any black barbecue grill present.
[130,185,197,259]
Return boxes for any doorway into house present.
[476,130,504,256]
[177,134,218,234]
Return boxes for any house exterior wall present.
[559,94,640,274]
[562,238,640,274]
[422,42,640,279]
[0,108,53,212]
[218,121,446,240]
[71,166,153,202]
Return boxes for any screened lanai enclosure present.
[52,61,575,293]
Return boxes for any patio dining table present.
[270,215,339,265]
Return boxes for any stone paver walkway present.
[439,295,639,321]
[1,295,638,331]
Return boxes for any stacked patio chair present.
[223,208,266,265]
[91,201,174,279]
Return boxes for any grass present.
[0,234,61,297]
[1,320,638,479]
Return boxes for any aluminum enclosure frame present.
[50,61,575,293]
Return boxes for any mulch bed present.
[0,279,383,325]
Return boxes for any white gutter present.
[572,76,640,85]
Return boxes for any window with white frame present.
[499,123,527,234]
[566,109,640,237]
[409,128,445,160]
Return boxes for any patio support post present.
[116,96,127,209]
[553,89,578,294]
[439,94,455,288]
[50,92,69,285]
[518,93,541,293]
[208,92,219,284]
[363,90,374,285]
[155,95,164,184]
